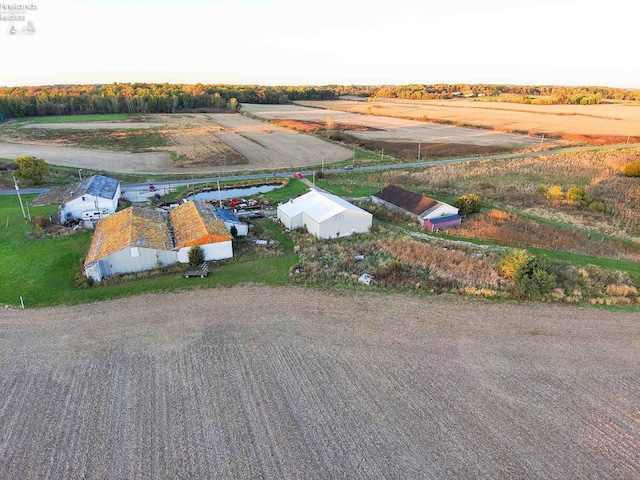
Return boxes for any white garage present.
[277,189,372,239]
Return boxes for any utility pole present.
[418,143,421,161]
[540,134,545,147]
[13,176,27,221]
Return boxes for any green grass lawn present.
[13,114,130,123]
[0,194,298,308]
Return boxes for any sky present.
[1,0,638,88]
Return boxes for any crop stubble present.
[0,286,637,479]
[0,113,352,174]
[297,99,640,140]
[242,104,547,148]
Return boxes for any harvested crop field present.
[0,113,352,173]
[0,142,177,174]
[1,286,637,479]
[242,104,549,148]
[297,99,640,142]
[205,113,353,168]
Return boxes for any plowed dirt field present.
[1,286,637,479]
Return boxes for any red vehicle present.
[293,172,304,179]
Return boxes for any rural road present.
[2,142,639,197]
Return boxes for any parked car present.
[344,165,354,170]
[293,172,304,179]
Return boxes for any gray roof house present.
[59,175,121,224]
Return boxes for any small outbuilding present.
[277,189,372,239]
[59,175,121,224]
[169,201,234,263]
[84,206,176,282]
[373,185,461,231]
[215,207,249,236]
[423,215,463,232]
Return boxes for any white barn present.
[84,207,176,282]
[169,201,234,263]
[60,175,121,224]
[277,189,372,239]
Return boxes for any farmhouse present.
[59,175,121,224]
[277,189,372,239]
[373,185,461,231]
[169,201,234,263]
[84,206,176,282]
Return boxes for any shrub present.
[517,256,557,299]
[454,193,482,216]
[622,160,640,177]
[546,185,564,199]
[33,215,52,231]
[566,187,590,206]
[187,245,205,267]
[498,249,532,280]
[588,200,606,212]
[14,156,50,185]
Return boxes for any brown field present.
[147,114,245,167]
[0,113,351,173]
[297,99,640,143]
[1,286,638,478]
[204,113,353,169]
[241,104,548,149]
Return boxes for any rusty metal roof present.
[374,185,438,216]
[169,201,233,249]
[84,206,172,265]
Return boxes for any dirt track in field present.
[1,286,637,479]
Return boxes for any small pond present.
[187,184,282,202]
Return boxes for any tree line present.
[0,83,337,118]
[1,82,638,118]
[372,84,640,104]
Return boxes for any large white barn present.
[277,189,372,239]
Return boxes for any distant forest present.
[0,83,638,118]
